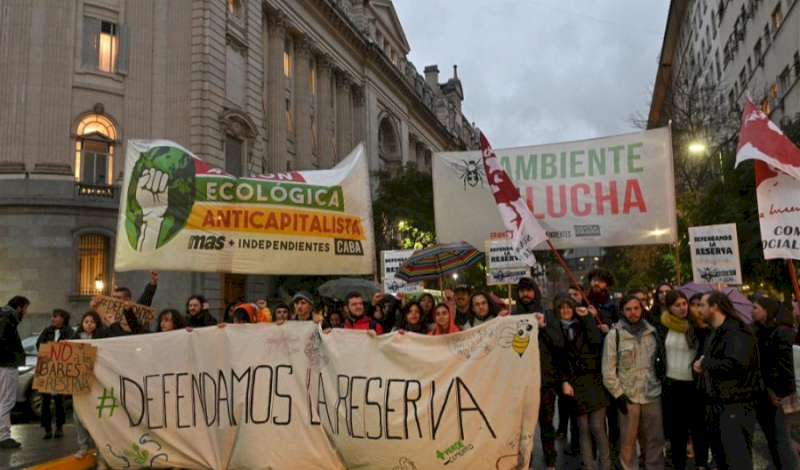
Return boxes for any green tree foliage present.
[371,163,435,254]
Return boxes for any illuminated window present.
[228,0,243,18]
[82,17,128,74]
[283,38,291,78]
[75,114,117,185]
[772,5,783,31]
[77,234,109,296]
[761,98,771,115]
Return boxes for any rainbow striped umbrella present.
[394,241,482,284]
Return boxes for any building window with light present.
[82,17,129,74]
[75,114,117,185]
[77,234,109,296]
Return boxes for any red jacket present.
[344,315,384,334]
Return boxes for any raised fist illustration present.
[136,167,170,251]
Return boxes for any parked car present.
[15,333,73,419]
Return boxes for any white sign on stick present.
[381,249,424,293]
[688,223,743,285]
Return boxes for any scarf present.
[622,317,647,339]
[660,311,687,333]
[559,317,577,341]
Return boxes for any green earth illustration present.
[125,146,195,251]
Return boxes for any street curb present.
[23,449,96,470]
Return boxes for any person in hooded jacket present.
[555,294,612,470]
[0,296,29,449]
[512,278,557,469]
[751,296,798,470]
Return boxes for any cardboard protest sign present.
[115,141,375,274]
[434,128,677,249]
[94,296,156,330]
[34,342,97,395]
[688,224,743,284]
[381,250,424,294]
[73,318,540,469]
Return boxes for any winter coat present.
[345,315,385,334]
[700,318,760,405]
[537,312,564,386]
[550,313,611,414]
[602,320,663,404]
[0,305,24,367]
[36,325,74,349]
[186,310,218,328]
[756,322,796,398]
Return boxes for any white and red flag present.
[735,97,800,260]
[479,132,548,266]
[736,96,800,181]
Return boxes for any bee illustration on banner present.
[499,319,533,357]
[450,158,486,190]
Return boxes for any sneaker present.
[42,431,52,439]
[0,438,21,449]
[74,448,88,459]
[54,428,64,439]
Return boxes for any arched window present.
[378,116,400,169]
[77,233,110,296]
[75,114,117,185]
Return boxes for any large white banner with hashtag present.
[114,140,375,274]
[72,318,540,470]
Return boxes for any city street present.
[2,410,786,470]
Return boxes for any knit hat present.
[517,277,536,291]
[292,290,314,304]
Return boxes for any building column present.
[352,86,366,148]
[294,36,313,170]
[335,70,352,161]
[266,11,287,172]
[317,55,334,168]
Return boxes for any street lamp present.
[688,141,724,183]
[95,274,105,293]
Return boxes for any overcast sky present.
[392,0,671,148]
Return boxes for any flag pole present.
[544,240,601,323]
[787,259,800,309]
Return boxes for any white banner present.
[756,161,800,260]
[487,268,531,286]
[73,319,540,470]
[115,141,375,274]
[688,224,743,284]
[433,128,677,249]
[381,250,424,294]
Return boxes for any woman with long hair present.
[429,303,461,336]
[464,291,499,329]
[555,295,611,470]
[659,290,708,470]
[419,293,436,330]
[647,282,673,326]
[394,302,428,334]
[752,296,798,470]
[157,309,186,332]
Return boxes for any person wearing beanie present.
[292,291,314,321]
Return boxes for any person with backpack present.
[343,292,384,334]
[602,294,666,470]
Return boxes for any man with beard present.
[603,295,666,470]
[453,285,471,327]
[513,278,556,469]
[0,296,28,449]
[586,268,617,334]
[693,292,758,470]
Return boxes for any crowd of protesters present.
[2,267,800,470]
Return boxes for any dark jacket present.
[701,318,760,405]
[756,322,796,398]
[0,305,24,367]
[136,282,157,306]
[186,310,218,328]
[538,312,564,386]
[553,312,610,413]
[36,325,74,349]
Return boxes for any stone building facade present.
[0,0,478,333]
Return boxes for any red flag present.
[479,132,548,266]
[736,96,800,181]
